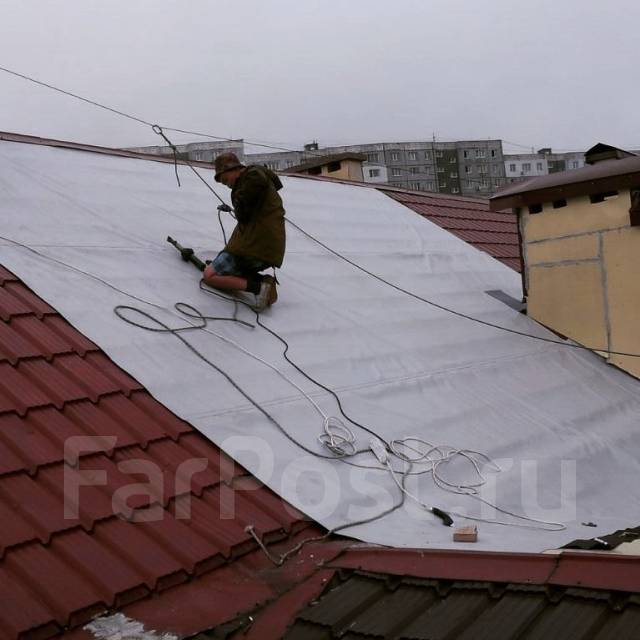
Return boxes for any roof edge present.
[280,169,494,206]
[333,547,640,592]
[0,130,216,169]
[490,156,640,211]
[1,130,497,207]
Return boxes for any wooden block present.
[453,526,478,542]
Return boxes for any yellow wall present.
[603,228,640,377]
[524,193,629,241]
[528,262,607,350]
[521,188,640,378]
[318,159,363,182]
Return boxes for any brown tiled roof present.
[211,548,640,640]
[382,189,521,272]
[282,570,640,640]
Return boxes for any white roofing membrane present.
[2,140,640,553]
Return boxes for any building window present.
[367,153,379,162]
[390,151,400,161]
[286,160,295,168]
[465,166,472,174]
[410,166,421,174]
[424,150,431,160]
[572,161,579,169]
[368,168,380,178]
[475,149,486,158]
[408,151,418,160]
[410,181,421,190]
[392,168,402,177]
[435,150,443,158]
[437,167,445,173]
[452,187,460,193]
[327,161,341,173]
[266,161,279,170]
[466,180,474,189]
[425,181,434,191]
[449,156,456,163]
[439,183,448,190]
[536,162,543,171]
[308,167,322,175]
[509,163,516,172]
[491,149,496,158]
[522,163,532,172]
[450,172,458,178]
[463,150,469,158]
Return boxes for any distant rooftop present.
[491,143,640,210]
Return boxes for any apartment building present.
[250,139,506,196]
[127,138,507,196]
[126,139,244,163]
[504,148,586,184]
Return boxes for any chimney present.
[489,143,640,379]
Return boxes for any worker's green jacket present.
[226,165,286,267]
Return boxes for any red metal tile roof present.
[381,189,521,272]
[0,265,320,639]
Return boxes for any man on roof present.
[203,152,286,311]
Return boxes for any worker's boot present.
[253,275,277,312]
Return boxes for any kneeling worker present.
[204,152,286,311]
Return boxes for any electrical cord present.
[245,464,409,567]
[1,232,566,534]
[0,67,597,536]
[0,64,528,189]
[282,218,640,359]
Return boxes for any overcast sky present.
[1,0,638,155]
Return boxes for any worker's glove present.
[217,203,232,213]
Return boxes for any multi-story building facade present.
[127,139,507,196]
[126,139,244,163]
[250,140,506,196]
[504,148,586,184]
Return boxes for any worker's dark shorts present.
[212,251,270,277]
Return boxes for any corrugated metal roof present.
[0,265,317,639]
[382,189,521,272]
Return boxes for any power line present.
[0,64,514,192]
[6,62,638,360]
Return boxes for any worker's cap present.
[214,152,244,182]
